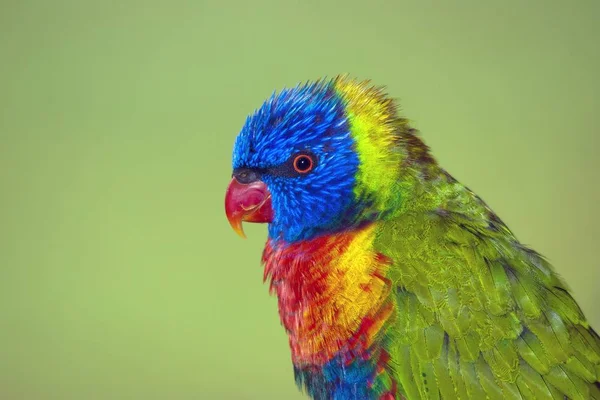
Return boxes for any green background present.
[1,1,598,399]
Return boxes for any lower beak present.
[225,177,273,238]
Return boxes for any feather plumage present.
[228,75,600,399]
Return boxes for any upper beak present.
[225,177,273,238]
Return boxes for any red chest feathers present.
[262,225,395,366]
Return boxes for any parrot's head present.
[225,75,435,243]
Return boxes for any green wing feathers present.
[375,181,600,400]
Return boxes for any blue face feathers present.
[232,80,361,243]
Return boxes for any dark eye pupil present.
[295,156,311,171]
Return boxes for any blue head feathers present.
[231,79,360,243]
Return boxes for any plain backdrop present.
[1,1,598,399]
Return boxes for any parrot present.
[224,75,600,400]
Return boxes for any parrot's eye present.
[293,154,314,174]
[263,151,317,178]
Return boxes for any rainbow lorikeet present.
[224,76,600,400]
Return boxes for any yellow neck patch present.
[333,75,407,211]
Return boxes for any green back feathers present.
[372,171,600,399]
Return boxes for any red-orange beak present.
[225,177,273,238]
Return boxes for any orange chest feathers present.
[262,224,396,366]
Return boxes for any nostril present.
[234,168,261,184]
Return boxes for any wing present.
[374,185,600,400]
